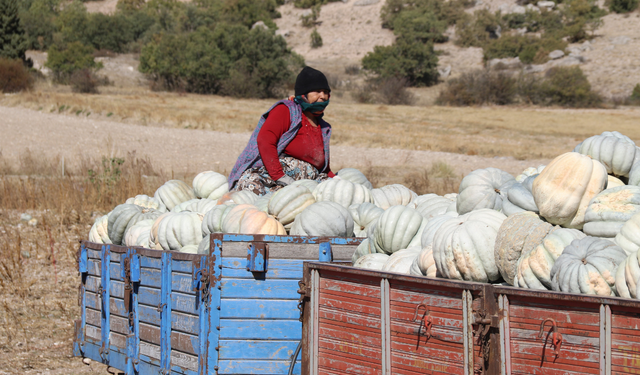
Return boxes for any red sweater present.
[257,104,334,180]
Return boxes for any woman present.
[228,66,336,195]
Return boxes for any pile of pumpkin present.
[89,130,640,299]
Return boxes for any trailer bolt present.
[216,326,220,330]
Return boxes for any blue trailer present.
[73,233,361,374]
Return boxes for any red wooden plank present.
[391,351,464,375]
[319,337,382,363]
[511,360,600,375]
[319,319,382,347]
[318,351,382,374]
[319,292,381,316]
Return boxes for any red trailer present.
[299,262,640,375]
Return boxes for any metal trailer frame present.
[73,233,362,374]
[301,262,640,375]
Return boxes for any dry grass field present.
[2,84,640,373]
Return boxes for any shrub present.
[436,68,516,106]
[608,0,639,12]
[539,66,601,107]
[300,5,320,27]
[345,64,360,75]
[69,68,98,93]
[377,76,415,105]
[362,37,439,87]
[632,84,640,101]
[1,0,29,61]
[310,28,322,48]
[0,58,32,92]
[561,0,605,43]
[45,41,102,82]
[483,34,567,64]
[455,9,502,48]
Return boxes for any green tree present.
[0,0,29,61]
[19,0,59,50]
[46,41,102,81]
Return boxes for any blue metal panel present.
[247,243,267,273]
[220,279,301,299]
[217,360,301,374]
[209,237,223,374]
[79,244,88,273]
[75,243,88,357]
[219,320,301,340]
[124,249,140,375]
[318,242,332,262]
[193,255,209,374]
[222,258,303,279]
[219,340,300,360]
[220,299,299,319]
[160,252,172,374]
[100,245,111,364]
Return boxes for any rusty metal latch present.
[123,257,132,312]
[539,318,563,357]
[413,303,433,340]
[297,281,310,322]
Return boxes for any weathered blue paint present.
[79,244,88,273]
[84,340,129,373]
[318,242,332,262]
[87,259,101,276]
[75,243,88,358]
[217,360,301,374]
[220,279,301,299]
[222,258,303,279]
[140,256,162,269]
[193,256,209,374]
[220,299,299,319]
[219,340,300,360]
[209,237,223,375]
[219,320,301,340]
[172,258,193,274]
[100,245,111,364]
[160,252,172,373]
[247,244,267,273]
[125,249,141,375]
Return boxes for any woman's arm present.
[257,104,291,181]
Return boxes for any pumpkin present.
[154,180,196,211]
[409,245,438,278]
[313,179,373,208]
[514,228,585,290]
[608,175,626,189]
[456,167,516,215]
[502,176,539,216]
[351,237,378,264]
[420,212,459,248]
[353,253,390,271]
[515,165,545,183]
[349,202,384,238]
[371,205,426,254]
[614,248,640,299]
[217,190,258,206]
[157,211,204,251]
[179,244,199,254]
[123,219,154,247]
[533,152,607,229]
[583,185,640,238]
[337,168,373,189]
[192,171,229,200]
[574,131,637,177]
[432,209,507,283]
[381,247,422,274]
[550,236,627,296]
[630,159,640,186]
[289,201,354,237]
[371,184,417,209]
[125,194,167,212]
[494,212,557,285]
[221,204,259,234]
[197,236,210,254]
[290,179,319,191]
[89,214,111,244]
[614,211,640,255]
[172,198,217,214]
[268,185,315,226]
[254,192,273,213]
[239,209,287,235]
[149,213,170,250]
[202,204,237,235]
[413,194,457,220]
[108,204,162,245]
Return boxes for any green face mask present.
[294,95,330,114]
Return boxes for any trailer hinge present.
[296,281,311,322]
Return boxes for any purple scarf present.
[228,99,332,189]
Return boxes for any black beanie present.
[294,66,331,96]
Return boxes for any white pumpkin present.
[432,209,507,283]
[290,179,319,191]
[514,228,586,290]
[371,205,426,254]
[179,244,199,254]
[157,211,204,251]
[502,176,539,216]
[268,185,315,226]
[615,248,640,299]
[494,212,557,285]
[192,171,229,200]
[125,194,167,212]
[349,202,384,238]
[583,185,640,238]
[202,204,237,235]
[154,180,196,211]
[515,165,545,182]
[371,184,417,209]
[89,214,112,244]
[172,198,217,214]
[337,168,373,189]
[221,204,259,234]
[353,253,390,271]
[313,179,373,208]
[550,236,628,296]
[630,159,640,186]
[413,194,457,220]
[456,167,516,215]
[574,131,637,177]
[239,209,287,236]
[108,204,162,245]
[289,201,354,237]
[614,211,640,255]
[197,236,210,254]
[608,175,625,189]
[217,190,258,206]
[420,212,459,248]
[123,219,154,247]
[381,247,422,274]
[351,237,377,264]
[254,192,273,213]
[409,245,438,278]
[149,213,170,250]
[533,152,608,229]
